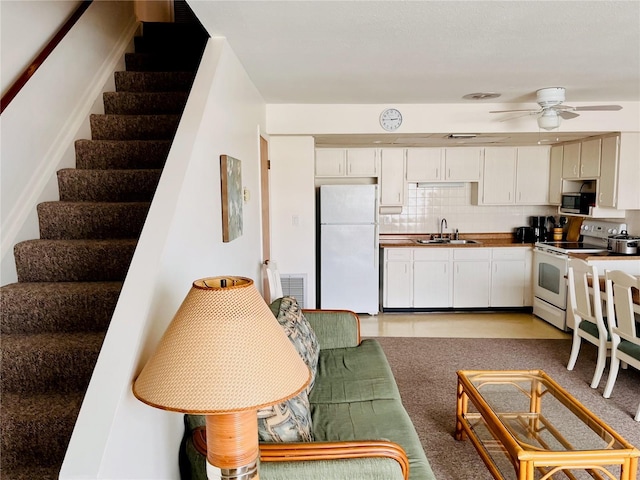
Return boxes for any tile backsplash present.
[379,183,557,234]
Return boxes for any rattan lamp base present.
[205,412,259,480]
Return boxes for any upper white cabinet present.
[379,148,406,206]
[476,146,550,205]
[405,148,443,181]
[580,138,601,178]
[481,147,517,204]
[443,148,482,181]
[562,139,600,179]
[406,147,481,182]
[315,148,378,177]
[597,133,640,210]
[515,146,550,204]
[548,145,563,205]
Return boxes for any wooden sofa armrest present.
[260,441,409,480]
[192,428,408,480]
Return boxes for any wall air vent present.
[281,274,307,308]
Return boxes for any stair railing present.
[0,0,93,114]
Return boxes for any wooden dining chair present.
[602,269,640,421]
[263,260,284,303]
[566,258,610,388]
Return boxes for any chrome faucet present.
[439,218,448,238]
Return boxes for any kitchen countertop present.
[569,252,640,261]
[379,233,532,248]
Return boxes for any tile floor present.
[359,311,571,339]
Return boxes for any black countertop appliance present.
[530,216,547,242]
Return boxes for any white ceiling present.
[188,1,640,145]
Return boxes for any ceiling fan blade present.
[489,109,538,114]
[497,112,536,122]
[559,111,579,120]
[572,105,623,111]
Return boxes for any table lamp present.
[133,276,311,480]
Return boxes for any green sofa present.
[181,299,436,480]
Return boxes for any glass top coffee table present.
[455,370,639,480]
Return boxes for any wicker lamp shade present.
[133,276,311,413]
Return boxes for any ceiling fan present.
[490,87,623,131]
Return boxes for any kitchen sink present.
[415,239,481,245]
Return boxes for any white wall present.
[269,136,316,307]
[1,1,136,285]
[0,0,82,94]
[267,103,640,135]
[61,37,267,479]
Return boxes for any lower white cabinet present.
[383,249,412,308]
[383,246,532,309]
[413,249,452,307]
[452,249,490,308]
[490,248,530,307]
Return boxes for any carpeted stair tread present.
[1,332,105,395]
[1,391,85,472]
[103,91,189,115]
[37,201,150,239]
[74,139,170,169]
[90,113,180,140]
[0,465,61,480]
[114,71,195,92]
[14,239,137,282]
[0,281,122,334]
[140,21,209,42]
[134,35,207,55]
[57,168,161,201]
[124,52,203,72]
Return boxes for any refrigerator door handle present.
[374,225,379,270]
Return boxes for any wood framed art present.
[220,155,243,242]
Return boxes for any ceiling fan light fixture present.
[537,110,561,131]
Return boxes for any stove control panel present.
[580,220,627,240]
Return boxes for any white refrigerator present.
[319,185,379,314]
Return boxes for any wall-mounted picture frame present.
[220,155,243,242]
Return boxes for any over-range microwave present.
[560,192,596,214]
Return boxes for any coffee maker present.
[530,216,547,242]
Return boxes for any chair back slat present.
[568,258,604,332]
[605,269,639,343]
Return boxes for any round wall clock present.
[379,108,402,132]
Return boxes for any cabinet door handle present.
[448,168,451,179]
[339,163,342,174]
[348,163,352,174]
[435,168,439,178]
[580,164,584,175]
[599,192,602,204]
[574,165,578,176]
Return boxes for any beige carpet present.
[375,337,640,480]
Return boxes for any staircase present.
[0,22,207,479]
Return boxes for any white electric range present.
[532,220,627,331]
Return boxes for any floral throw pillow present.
[257,296,319,442]
[257,388,313,442]
[275,296,320,390]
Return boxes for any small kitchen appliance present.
[607,232,640,255]
[560,192,596,215]
[533,219,627,331]
[515,226,534,243]
[530,216,547,242]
